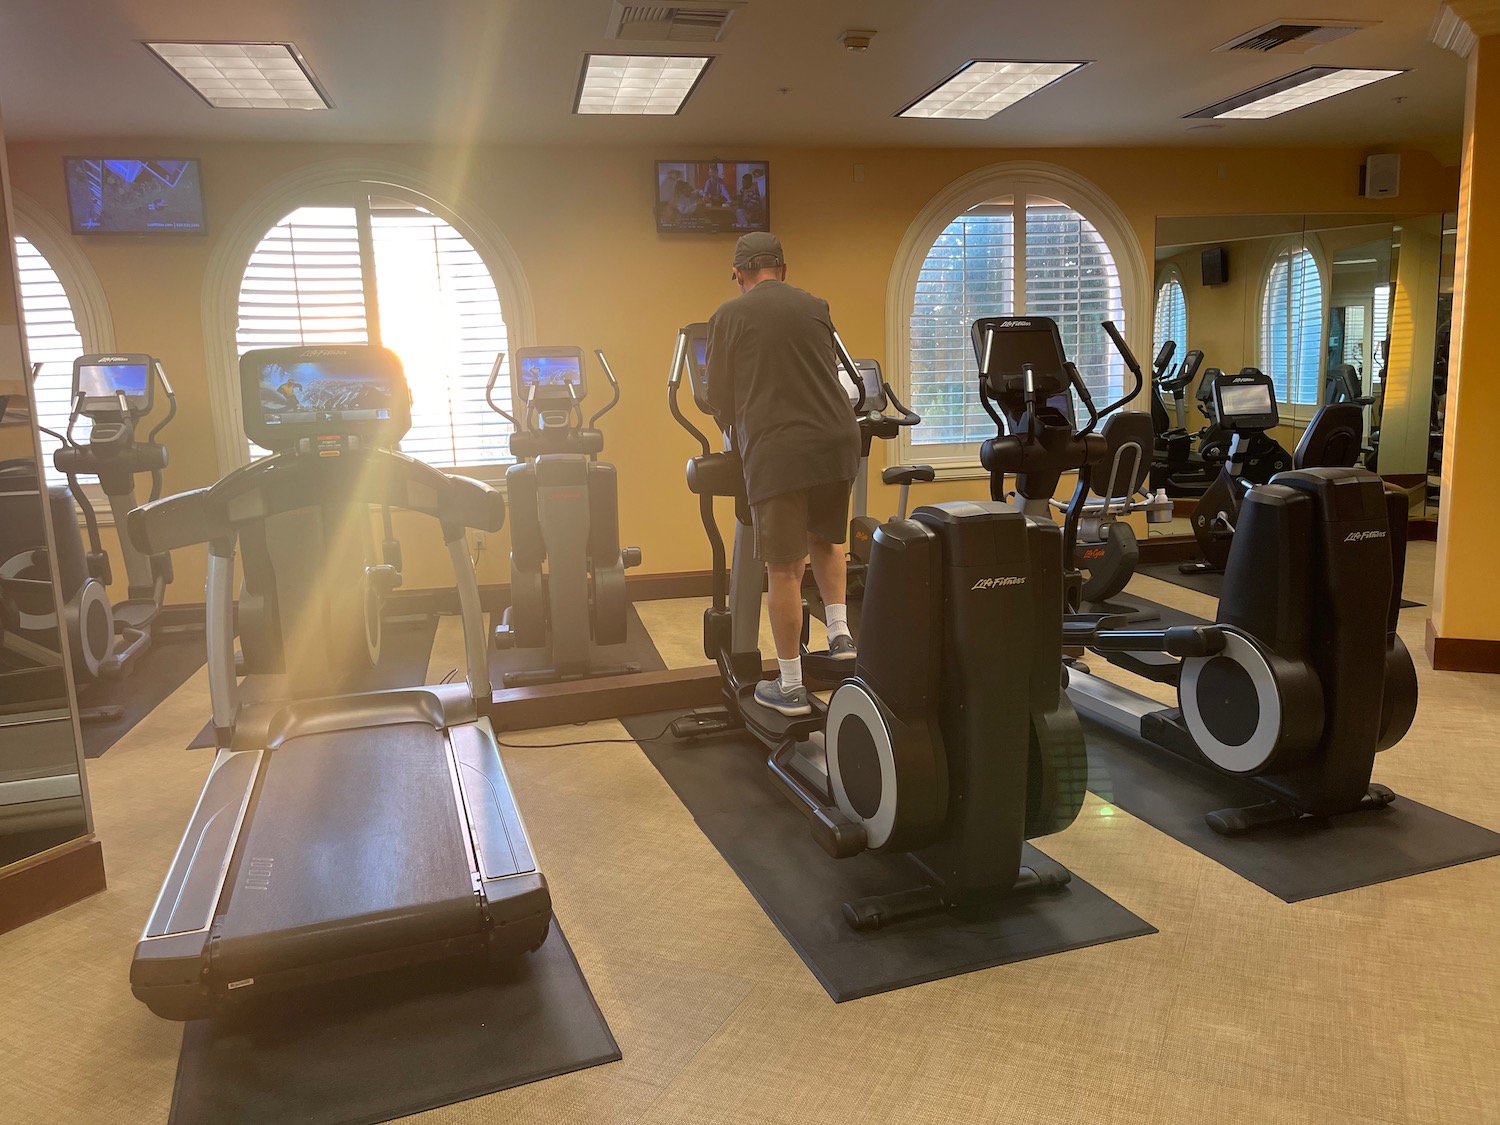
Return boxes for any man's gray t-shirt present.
[706,280,861,506]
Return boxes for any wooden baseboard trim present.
[491,659,775,731]
[1425,618,1500,673]
[0,837,106,936]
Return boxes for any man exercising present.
[706,232,861,716]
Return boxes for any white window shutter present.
[1154,277,1187,360]
[13,236,85,482]
[1024,204,1125,409]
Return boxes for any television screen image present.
[656,160,769,234]
[77,362,150,402]
[256,355,395,430]
[65,158,205,234]
[519,355,583,387]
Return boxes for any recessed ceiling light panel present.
[897,60,1088,120]
[574,54,713,115]
[1187,66,1404,120]
[144,41,332,110]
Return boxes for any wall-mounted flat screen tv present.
[65,158,205,234]
[656,160,769,234]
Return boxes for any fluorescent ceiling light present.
[574,54,713,115]
[144,41,331,110]
[897,60,1088,120]
[1187,67,1403,120]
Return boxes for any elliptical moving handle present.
[484,355,520,427]
[882,382,921,427]
[1096,320,1146,418]
[832,330,866,414]
[589,349,622,430]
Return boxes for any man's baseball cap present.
[733,231,784,270]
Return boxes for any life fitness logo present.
[972,576,1027,590]
[995,319,1033,328]
[1344,529,1388,543]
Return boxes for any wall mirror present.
[0,153,92,870]
[1153,212,1449,529]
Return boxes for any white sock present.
[824,603,851,641]
[778,657,803,691]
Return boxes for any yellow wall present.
[4,140,1459,600]
[1435,35,1500,644]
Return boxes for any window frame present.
[1255,234,1330,423]
[11,192,118,514]
[1153,264,1188,360]
[203,160,534,480]
[887,162,1148,476]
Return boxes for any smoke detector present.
[1214,19,1376,54]
[605,2,747,43]
[840,29,876,52]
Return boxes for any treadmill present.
[129,345,551,1021]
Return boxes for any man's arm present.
[706,312,735,428]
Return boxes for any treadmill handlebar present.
[130,447,505,557]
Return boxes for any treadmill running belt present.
[213,723,475,979]
[623,710,1156,1002]
[169,924,620,1125]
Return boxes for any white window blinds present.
[1154,276,1187,359]
[13,236,85,482]
[908,196,1123,453]
[235,195,512,469]
[1260,248,1323,406]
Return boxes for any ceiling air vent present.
[1215,20,1375,54]
[605,2,746,43]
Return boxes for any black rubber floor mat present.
[1083,721,1500,902]
[489,603,666,686]
[187,615,439,749]
[168,924,618,1125]
[1135,562,1422,609]
[83,631,206,758]
[622,711,1155,1002]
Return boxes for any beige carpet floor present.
[2,543,1497,1125]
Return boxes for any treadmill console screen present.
[74,355,153,412]
[516,351,585,397]
[241,345,412,451]
[1218,382,1275,420]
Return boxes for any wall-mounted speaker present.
[1201,246,1228,287]
[1362,154,1401,199]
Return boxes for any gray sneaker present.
[754,677,812,717]
[828,634,857,661]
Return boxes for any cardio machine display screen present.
[1218,382,1275,420]
[839,359,882,408]
[77,362,149,403]
[256,357,395,428]
[518,355,582,388]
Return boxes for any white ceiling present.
[0,0,1468,156]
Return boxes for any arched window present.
[1153,272,1187,360]
[13,236,86,482]
[1260,246,1324,406]
[236,190,512,466]
[906,192,1126,458]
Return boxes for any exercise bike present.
[1183,372,1366,575]
[665,320,1087,929]
[974,315,1418,834]
[486,347,642,687]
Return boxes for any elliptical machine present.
[486,347,642,687]
[974,316,1418,834]
[41,354,176,683]
[972,318,1167,620]
[1182,373,1366,575]
[666,320,1087,929]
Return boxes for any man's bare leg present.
[766,558,807,663]
[809,535,854,651]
